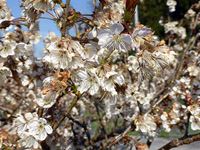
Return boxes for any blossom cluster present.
[13,113,52,149]
[0,0,199,149]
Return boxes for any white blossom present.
[77,68,101,95]
[185,9,196,18]
[0,39,16,58]
[18,133,40,149]
[161,112,171,132]
[190,116,200,131]
[28,118,53,141]
[97,23,132,52]
[36,91,57,108]
[164,22,186,39]
[104,95,119,118]
[109,2,125,23]
[0,66,11,85]
[187,65,200,77]
[84,43,98,62]
[135,114,157,136]
[101,71,125,95]
[88,28,97,39]
[188,104,200,116]
[23,0,54,12]
[131,25,153,50]
[127,55,139,72]
[14,113,39,135]
[0,1,11,20]
[44,35,86,69]
[167,0,177,12]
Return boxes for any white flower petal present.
[114,75,125,85]
[89,83,99,95]
[97,30,112,46]
[36,130,47,141]
[111,23,124,34]
[77,70,88,79]
[78,80,91,94]
[45,125,53,134]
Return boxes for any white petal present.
[72,41,86,59]
[140,125,148,133]
[45,125,53,134]
[121,34,133,45]
[114,75,125,85]
[89,83,99,95]
[110,23,124,34]
[105,71,117,79]
[78,80,91,93]
[37,130,47,141]
[191,122,200,131]
[88,27,97,39]
[77,70,88,79]
[33,140,39,149]
[97,30,112,46]
[24,113,34,120]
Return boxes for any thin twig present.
[39,17,55,21]
[53,93,82,130]
[67,115,92,144]
[108,126,132,146]
[60,0,71,36]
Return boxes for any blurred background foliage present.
[138,0,199,37]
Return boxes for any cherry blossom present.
[167,0,177,12]
[97,23,132,52]
[28,118,53,141]
[0,39,16,58]
[135,114,157,137]
[0,0,199,149]
[77,68,101,95]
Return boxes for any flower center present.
[112,35,122,43]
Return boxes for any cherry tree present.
[0,0,199,149]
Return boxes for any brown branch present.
[5,56,22,86]
[91,122,129,143]
[41,141,50,150]
[184,113,191,138]
[0,105,13,114]
[94,100,108,142]
[67,115,92,144]
[52,93,82,130]
[106,123,138,149]
[126,0,139,12]
[159,133,200,150]
[60,0,71,36]
[108,126,132,146]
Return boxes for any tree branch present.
[93,100,108,146]
[67,115,91,144]
[53,93,82,130]
[159,133,200,150]
[61,0,71,36]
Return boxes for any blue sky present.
[7,0,93,57]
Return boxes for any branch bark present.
[52,93,82,130]
[61,0,71,37]
[159,134,200,150]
